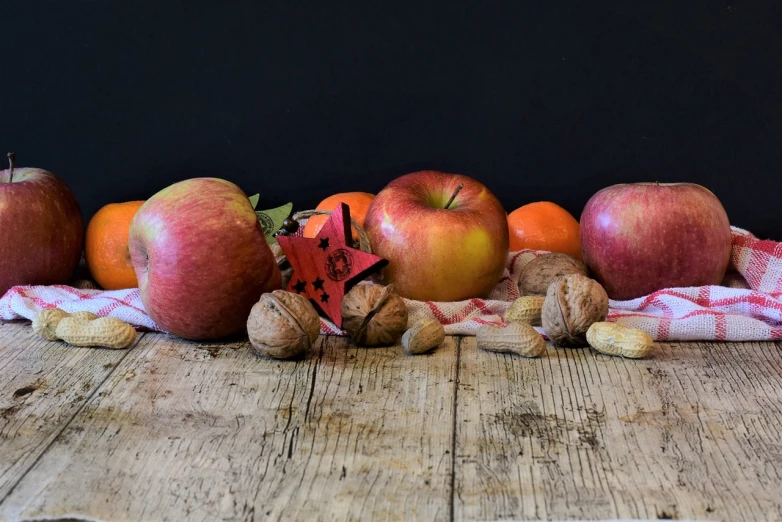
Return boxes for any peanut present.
[70,311,100,321]
[32,308,70,340]
[402,318,445,355]
[586,322,655,359]
[32,308,103,341]
[505,296,545,326]
[55,316,137,349]
[476,322,546,358]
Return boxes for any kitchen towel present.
[2,227,781,341]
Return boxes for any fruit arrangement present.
[3,152,741,360]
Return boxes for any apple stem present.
[6,153,14,184]
[444,183,464,210]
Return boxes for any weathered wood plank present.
[0,321,138,502]
[454,338,782,522]
[1,333,457,522]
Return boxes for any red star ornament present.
[276,203,388,328]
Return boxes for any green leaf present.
[248,193,260,209]
[256,202,294,245]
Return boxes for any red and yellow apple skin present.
[363,171,509,302]
[0,165,83,296]
[580,182,732,300]
[129,178,281,340]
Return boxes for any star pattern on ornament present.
[276,203,388,328]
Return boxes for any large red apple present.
[580,182,732,300]
[363,171,509,302]
[0,153,84,296]
[128,178,281,340]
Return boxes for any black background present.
[4,1,782,239]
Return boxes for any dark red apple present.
[0,153,84,296]
[128,178,281,340]
[580,182,732,300]
[363,170,509,302]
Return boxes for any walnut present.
[341,284,408,346]
[518,253,588,296]
[541,273,609,347]
[247,290,321,359]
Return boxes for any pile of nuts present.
[341,284,445,355]
[247,252,655,361]
[246,284,447,360]
[477,252,656,359]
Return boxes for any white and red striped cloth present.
[2,227,781,341]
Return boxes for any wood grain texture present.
[454,338,782,522]
[0,333,456,522]
[0,321,138,502]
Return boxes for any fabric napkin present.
[2,227,780,341]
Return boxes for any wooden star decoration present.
[248,194,294,245]
[276,203,388,328]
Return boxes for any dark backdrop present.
[4,1,782,239]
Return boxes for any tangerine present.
[85,200,145,290]
[507,201,582,260]
[302,192,375,241]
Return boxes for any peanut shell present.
[402,318,445,355]
[32,308,69,340]
[505,296,545,326]
[476,322,546,358]
[55,316,137,349]
[70,311,100,321]
[586,322,655,359]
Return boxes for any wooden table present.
[1,320,781,521]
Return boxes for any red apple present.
[580,182,732,300]
[363,171,509,302]
[0,153,84,296]
[128,178,281,340]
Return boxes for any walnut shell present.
[341,284,408,346]
[541,273,609,347]
[518,253,588,296]
[247,290,320,359]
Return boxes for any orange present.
[507,201,582,260]
[302,192,376,241]
[85,201,146,290]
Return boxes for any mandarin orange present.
[302,192,375,241]
[85,200,145,290]
[507,201,582,260]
